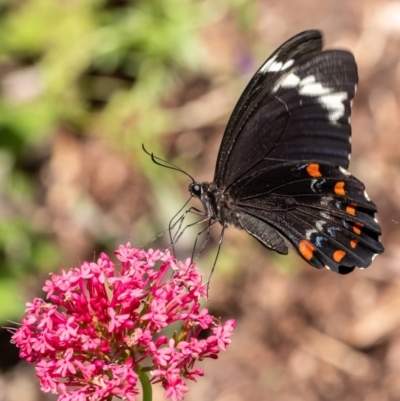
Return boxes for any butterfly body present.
[188,30,384,274]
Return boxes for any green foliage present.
[0,277,25,320]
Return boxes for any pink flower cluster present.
[11,244,236,401]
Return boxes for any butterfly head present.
[189,181,217,219]
[189,182,202,198]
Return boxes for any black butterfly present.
[186,30,384,274]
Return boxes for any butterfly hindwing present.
[235,161,383,272]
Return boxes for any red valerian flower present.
[11,244,236,401]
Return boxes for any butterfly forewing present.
[216,50,357,189]
[216,31,323,186]
[220,30,323,161]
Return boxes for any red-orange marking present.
[334,181,346,196]
[299,239,316,261]
[346,204,356,216]
[306,163,322,178]
[350,240,358,249]
[353,222,364,235]
[333,249,346,263]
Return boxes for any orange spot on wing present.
[353,222,363,235]
[346,204,356,216]
[333,249,346,263]
[306,163,322,178]
[350,240,358,249]
[299,239,316,261]
[334,181,346,196]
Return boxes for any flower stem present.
[138,369,152,401]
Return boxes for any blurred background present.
[0,0,399,400]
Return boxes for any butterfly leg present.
[170,207,206,245]
[206,225,225,297]
[168,196,194,252]
[172,215,210,248]
[191,220,218,262]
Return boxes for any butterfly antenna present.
[142,144,195,183]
